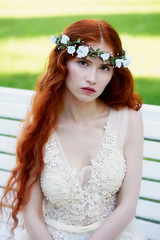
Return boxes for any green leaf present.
[77,38,81,43]
[99,51,105,55]
[57,38,60,44]
[95,48,100,53]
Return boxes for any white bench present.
[0,87,160,240]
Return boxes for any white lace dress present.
[17,107,146,240]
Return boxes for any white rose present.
[61,35,70,44]
[115,59,122,68]
[49,36,57,44]
[67,46,76,55]
[100,53,110,61]
[76,46,89,58]
[122,54,132,68]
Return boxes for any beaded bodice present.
[40,108,127,226]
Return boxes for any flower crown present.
[50,34,132,68]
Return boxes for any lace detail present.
[47,225,93,240]
[17,109,144,240]
[47,226,72,240]
[40,120,126,228]
[117,231,143,240]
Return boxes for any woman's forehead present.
[89,42,113,54]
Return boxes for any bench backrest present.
[0,87,160,239]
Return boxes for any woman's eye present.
[101,65,109,71]
[78,61,87,66]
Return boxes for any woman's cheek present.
[99,78,111,92]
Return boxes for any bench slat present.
[140,180,160,201]
[0,221,22,239]
[0,102,29,120]
[0,136,16,154]
[0,236,9,240]
[0,206,23,239]
[136,219,160,240]
[141,104,160,122]
[0,171,11,188]
[142,159,160,180]
[0,206,23,224]
[136,199,160,222]
[0,119,21,136]
[143,140,160,160]
[143,120,160,141]
[0,188,15,205]
[0,87,34,105]
[0,154,16,171]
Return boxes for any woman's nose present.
[85,68,97,84]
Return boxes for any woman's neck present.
[60,91,106,123]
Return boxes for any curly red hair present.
[0,19,142,237]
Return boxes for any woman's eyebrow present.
[76,57,113,67]
[100,62,113,67]
[80,58,92,63]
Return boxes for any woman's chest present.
[40,122,127,208]
[55,121,106,172]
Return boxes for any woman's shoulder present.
[123,108,143,136]
[109,106,143,129]
[127,107,143,125]
[109,106,128,119]
[111,106,142,118]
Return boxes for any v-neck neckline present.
[54,107,112,175]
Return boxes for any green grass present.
[135,77,160,105]
[0,13,160,38]
[0,73,38,90]
[0,0,160,105]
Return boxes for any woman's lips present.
[81,87,96,94]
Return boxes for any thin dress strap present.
[109,107,129,150]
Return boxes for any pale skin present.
[22,42,143,240]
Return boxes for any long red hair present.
[0,19,142,236]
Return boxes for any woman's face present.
[65,42,114,103]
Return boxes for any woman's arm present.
[89,109,144,240]
[22,179,53,240]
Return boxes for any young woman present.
[1,19,145,240]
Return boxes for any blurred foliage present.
[0,13,160,38]
[0,0,160,105]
